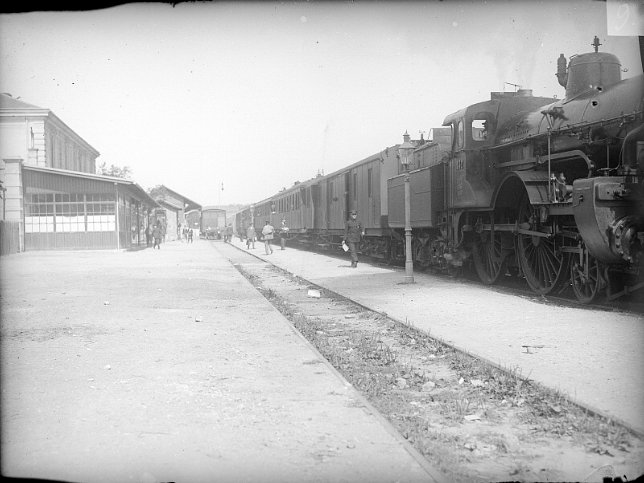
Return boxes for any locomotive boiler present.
[388,37,643,302]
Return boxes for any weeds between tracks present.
[236,262,643,482]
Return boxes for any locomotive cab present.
[442,102,501,209]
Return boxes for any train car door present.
[326,180,333,230]
[312,183,322,230]
[367,164,378,227]
[345,171,352,220]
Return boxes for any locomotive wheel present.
[472,218,505,285]
[516,195,568,295]
[570,251,602,304]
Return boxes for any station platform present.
[0,240,439,483]
[226,236,644,436]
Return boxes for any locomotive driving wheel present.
[472,214,505,285]
[516,195,568,295]
[570,248,602,304]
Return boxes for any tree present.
[147,185,164,200]
[97,161,132,179]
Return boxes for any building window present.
[47,134,54,168]
[24,192,115,233]
[57,137,63,167]
[367,168,373,198]
[24,194,55,233]
[55,193,85,232]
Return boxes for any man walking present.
[261,220,275,255]
[343,210,364,267]
[246,224,257,249]
[152,224,162,250]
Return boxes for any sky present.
[1,0,642,207]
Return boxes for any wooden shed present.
[22,165,158,250]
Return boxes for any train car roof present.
[322,145,399,177]
[245,143,400,209]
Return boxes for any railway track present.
[219,239,644,482]
[295,241,644,316]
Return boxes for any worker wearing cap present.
[343,210,364,268]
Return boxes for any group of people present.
[144,210,364,266]
[242,219,289,255]
[181,226,194,243]
[243,211,362,267]
[239,212,363,264]
[222,224,234,243]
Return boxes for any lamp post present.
[398,131,414,284]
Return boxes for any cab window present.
[471,113,495,142]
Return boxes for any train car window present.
[368,168,373,198]
[457,120,464,149]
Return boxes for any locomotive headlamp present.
[398,131,414,170]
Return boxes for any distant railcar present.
[200,207,226,239]
[234,206,252,239]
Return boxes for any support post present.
[404,173,414,283]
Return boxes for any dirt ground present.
[2,240,643,483]
[0,243,436,483]
[221,240,644,483]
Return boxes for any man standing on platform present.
[279,218,289,250]
[343,210,364,268]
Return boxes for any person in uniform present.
[152,224,162,250]
[279,218,289,250]
[343,210,364,267]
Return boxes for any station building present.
[148,185,201,242]
[0,93,158,254]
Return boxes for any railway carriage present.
[200,207,226,239]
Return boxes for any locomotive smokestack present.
[556,53,568,88]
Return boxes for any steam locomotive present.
[235,38,643,303]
